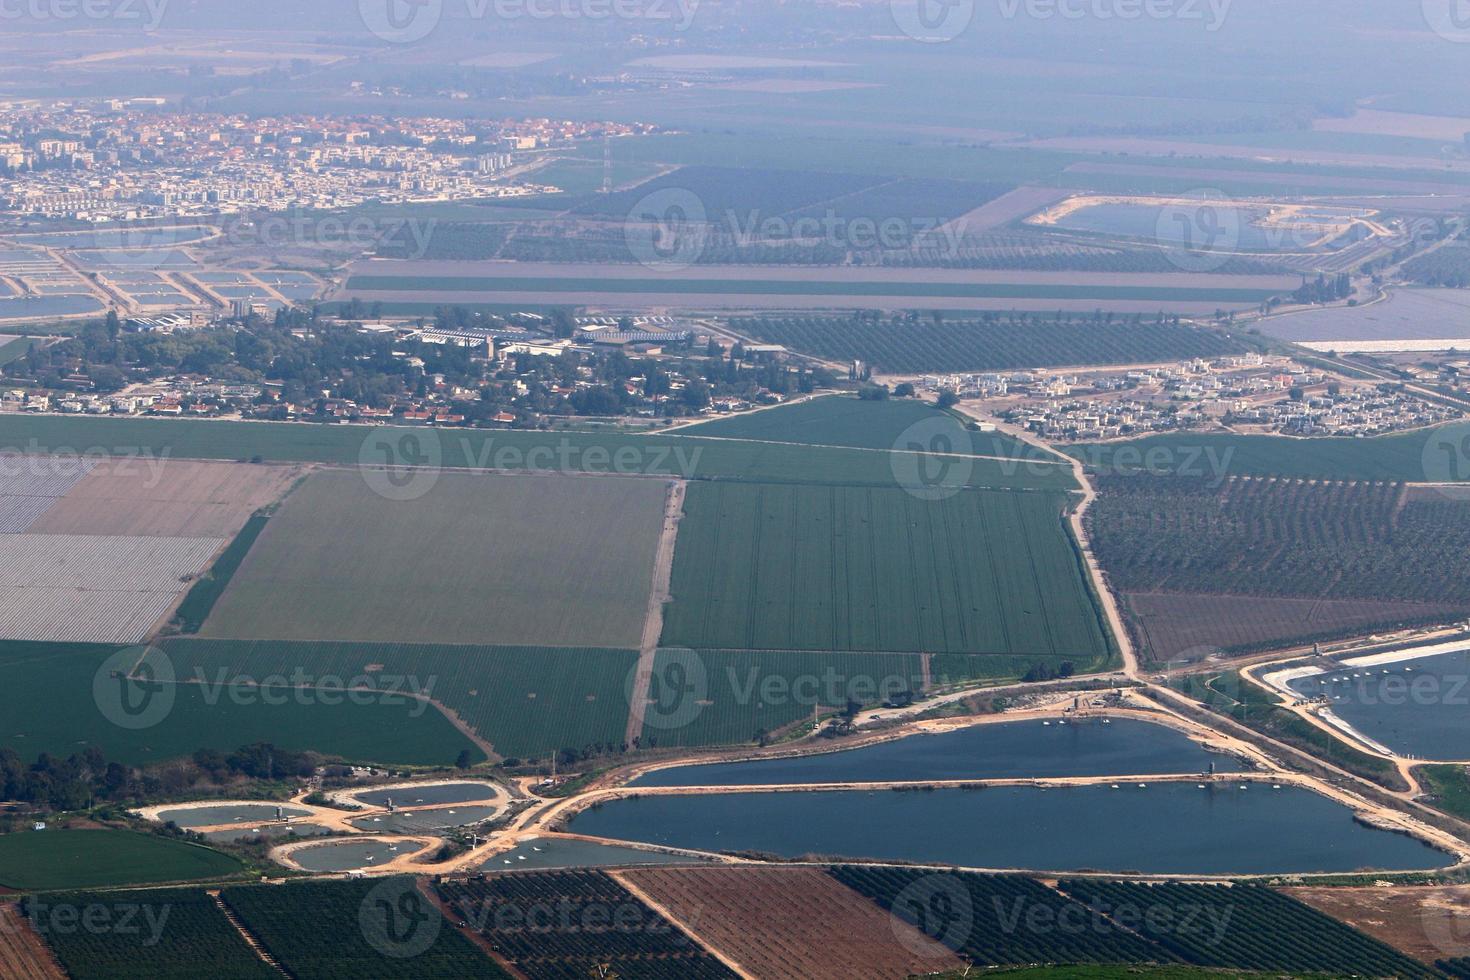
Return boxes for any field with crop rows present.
[830,866,1166,967]
[200,470,666,648]
[661,483,1110,659]
[616,866,965,979]
[733,314,1251,373]
[1058,881,1433,977]
[0,534,220,643]
[437,870,735,979]
[0,639,477,767]
[0,903,64,980]
[27,459,299,538]
[28,889,276,980]
[223,879,501,979]
[1087,476,1470,659]
[164,638,636,761]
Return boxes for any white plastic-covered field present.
[0,534,222,643]
[0,455,96,533]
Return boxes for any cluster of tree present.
[0,743,318,812]
[1291,272,1352,305]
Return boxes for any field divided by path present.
[164,639,637,760]
[0,639,478,767]
[661,482,1111,658]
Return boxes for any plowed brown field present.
[615,866,965,980]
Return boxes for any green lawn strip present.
[171,513,269,634]
[0,640,477,768]
[345,274,1282,303]
[0,413,1072,492]
[0,830,243,891]
[163,639,637,762]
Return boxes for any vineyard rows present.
[28,889,276,980]
[437,871,735,979]
[829,866,1165,966]
[1058,881,1435,977]
[734,314,1249,373]
[1087,475,1470,605]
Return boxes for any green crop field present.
[1068,426,1467,482]
[661,483,1112,659]
[199,469,667,648]
[345,274,1282,304]
[0,830,242,891]
[222,878,503,979]
[164,639,637,761]
[673,394,1065,464]
[0,413,1073,492]
[0,640,478,767]
[30,887,278,980]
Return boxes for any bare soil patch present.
[615,866,965,980]
[0,903,66,980]
[29,459,301,537]
[1282,885,1470,963]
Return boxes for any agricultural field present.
[732,314,1252,373]
[0,534,220,644]
[673,394,1065,467]
[0,413,1073,492]
[1068,427,1461,483]
[637,649,927,749]
[829,866,1165,967]
[341,271,1284,310]
[0,830,242,892]
[28,888,276,980]
[1282,885,1470,964]
[1403,244,1470,288]
[1058,881,1433,977]
[1261,287,1470,348]
[0,903,65,980]
[199,470,667,648]
[25,459,300,538]
[615,866,965,979]
[0,639,479,767]
[661,482,1112,659]
[436,870,735,979]
[222,879,502,979]
[1087,475,1470,660]
[0,454,96,533]
[171,514,268,633]
[1125,593,1469,663]
[163,638,636,761]
[573,165,890,220]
